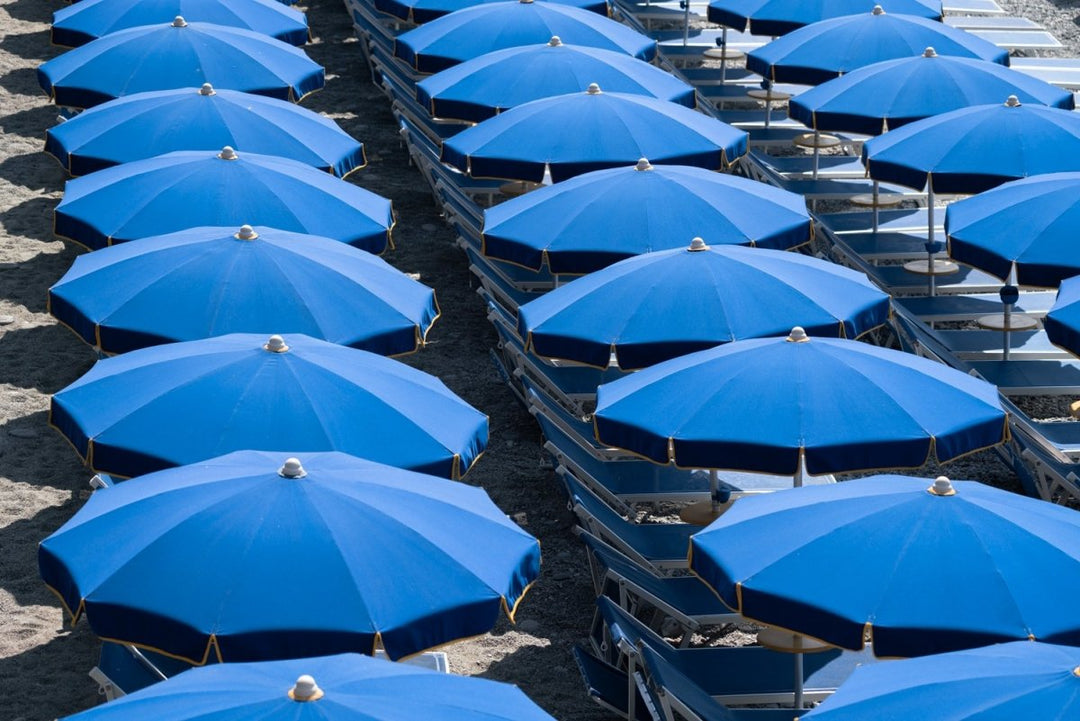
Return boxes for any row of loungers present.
[346,2,1080,717]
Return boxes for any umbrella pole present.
[682,0,690,45]
[764,83,773,129]
[1002,268,1018,361]
[710,469,719,513]
[720,28,729,83]
[812,131,820,179]
[793,635,804,710]
[872,180,880,232]
[927,189,936,297]
[793,453,805,488]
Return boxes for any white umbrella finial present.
[236,225,258,240]
[548,36,562,46]
[688,237,710,252]
[922,47,937,57]
[872,4,885,13]
[929,476,957,496]
[199,83,216,96]
[264,334,289,353]
[787,326,809,343]
[587,83,602,95]
[218,146,238,161]
[1005,95,1021,107]
[634,158,653,171]
[278,458,307,479]
[172,15,187,26]
[289,674,323,701]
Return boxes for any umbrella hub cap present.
[289,675,323,701]
[172,15,187,27]
[688,237,710,252]
[634,158,653,171]
[199,83,216,96]
[218,146,238,161]
[928,476,957,496]
[278,458,307,479]
[871,4,885,13]
[587,83,602,95]
[548,36,562,46]
[264,334,290,353]
[236,225,258,241]
[922,47,937,58]
[786,326,809,343]
[1005,95,1021,107]
[1073,666,1080,677]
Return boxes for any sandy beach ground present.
[0,0,1077,718]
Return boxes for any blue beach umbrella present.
[45,84,364,177]
[58,653,558,721]
[48,225,439,356]
[416,37,694,123]
[747,6,1007,85]
[1046,275,1080,357]
[802,641,1080,720]
[593,328,1008,476]
[689,475,1080,657]
[790,49,1074,135]
[518,238,891,369]
[946,173,1080,287]
[863,97,1080,194]
[52,0,309,48]
[481,160,810,274]
[38,17,324,108]
[376,0,609,25]
[708,0,941,36]
[40,451,536,662]
[394,0,656,73]
[53,147,393,252]
[441,86,747,183]
[50,333,487,479]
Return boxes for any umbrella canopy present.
[481,160,810,274]
[376,0,608,25]
[48,225,439,356]
[689,475,1080,657]
[37,17,324,108]
[945,173,1080,287]
[790,49,1074,135]
[593,328,1008,475]
[40,451,536,662]
[1046,275,1080,357]
[50,333,487,479]
[59,653,557,721]
[415,37,694,123]
[53,147,393,252]
[441,86,747,183]
[747,6,1007,85]
[802,641,1080,720]
[708,0,941,36]
[518,239,891,370]
[863,97,1080,193]
[45,84,364,177]
[394,0,656,73]
[52,0,309,48]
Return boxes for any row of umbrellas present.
[360,0,1080,717]
[27,0,560,716]
[29,0,1080,716]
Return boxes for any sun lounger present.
[944,15,1042,30]
[1011,58,1080,91]
[634,644,819,721]
[748,151,866,179]
[817,207,938,234]
[579,530,740,639]
[574,645,655,721]
[593,597,869,707]
[861,264,1005,296]
[560,471,697,571]
[942,0,1005,14]
[968,29,1062,51]
[894,292,1055,323]
[967,359,1080,395]
[746,156,921,201]
[933,330,1067,360]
